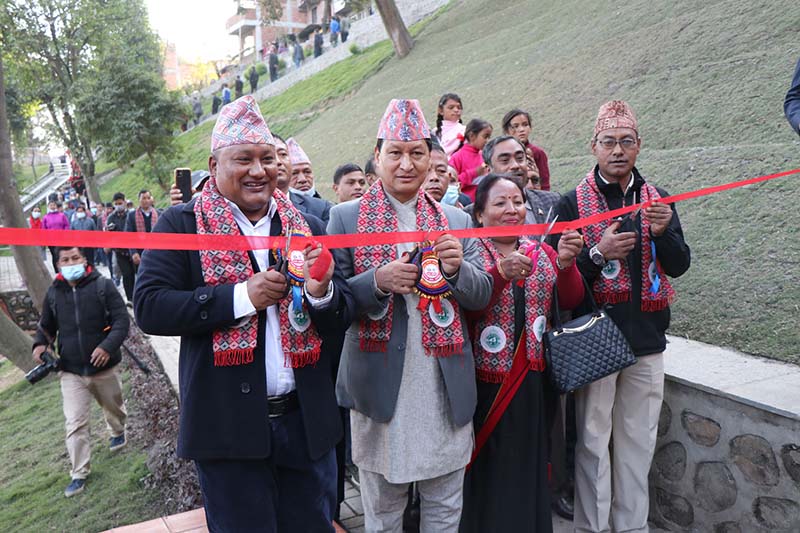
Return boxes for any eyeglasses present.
[595,137,638,150]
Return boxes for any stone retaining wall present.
[0,290,40,331]
[649,377,800,531]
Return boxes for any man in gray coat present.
[327,99,492,532]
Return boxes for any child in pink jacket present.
[448,118,492,201]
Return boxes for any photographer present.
[32,246,130,498]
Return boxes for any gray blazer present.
[327,199,492,427]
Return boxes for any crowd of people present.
[193,15,355,130]
[27,51,800,532]
[103,91,688,533]
[30,185,161,309]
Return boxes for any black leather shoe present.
[553,494,574,521]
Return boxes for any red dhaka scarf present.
[353,183,464,356]
[134,207,158,233]
[472,239,554,383]
[194,180,322,367]
[576,169,675,311]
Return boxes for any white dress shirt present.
[228,199,333,396]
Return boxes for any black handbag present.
[544,277,636,393]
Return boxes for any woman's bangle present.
[496,259,510,281]
[556,256,572,271]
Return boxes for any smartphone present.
[174,168,192,203]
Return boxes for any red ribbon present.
[2,168,796,251]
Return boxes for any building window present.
[311,7,317,24]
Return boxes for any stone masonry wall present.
[0,290,40,331]
[650,378,800,532]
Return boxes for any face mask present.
[290,186,316,197]
[32,211,41,219]
[60,263,86,282]
[76,212,86,219]
[114,204,125,212]
[48,208,57,213]
[442,184,460,206]
[90,207,97,215]
[128,208,135,213]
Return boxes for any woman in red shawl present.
[460,174,584,533]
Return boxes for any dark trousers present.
[48,246,59,272]
[116,252,136,301]
[334,407,348,520]
[196,410,337,533]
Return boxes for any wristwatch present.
[589,245,606,267]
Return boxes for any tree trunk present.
[30,144,37,180]
[0,56,53,314]
[374,0,414,58]
[323,0,332,24]
[0,307,35,373]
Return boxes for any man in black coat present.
[33,246,130,498]
[134,95,354,532]
[559,101,690,533]
[249,65,260,93]
[785,57,800,136]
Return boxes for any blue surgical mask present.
[61,263,86,281]
[90,207,97,215]
[76,212,86,219]
[442,184,460,206]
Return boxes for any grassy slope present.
[99,0,799,359]
[295,0,800,360]
[0,368,164,532]
[13,163,51,192]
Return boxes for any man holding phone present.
[134,95,354,532]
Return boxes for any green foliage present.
[255,63,268,76]
[349,43,362,55]
[102,38,395,202]
[0,370,166,532]
[2,0,182,194]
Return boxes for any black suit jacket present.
[133,200,354,461]
[785,58,800,135]
[290,191,332,224]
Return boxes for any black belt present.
[267,390,299,418]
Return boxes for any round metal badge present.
[479,326,507,354]
[601,259,621,280]
[532,315,547,342]
[428,298,455,328]
[288,300,311,332]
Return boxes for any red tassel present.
[426,343,461,357]
[214,349,255,367]
[476,369,507,384]
[286,349,321,368]
[360,339,388,353]
[432,298,443,315]
[529,358,546,372]
[595,291,630,305]
[641,296,673,312]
